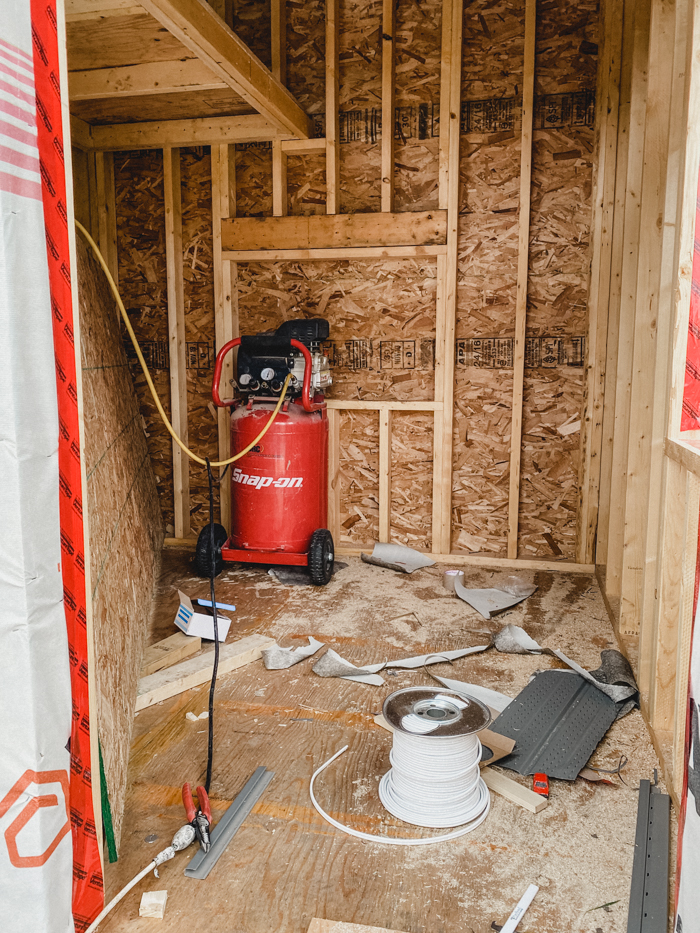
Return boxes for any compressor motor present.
[196,318,336,586]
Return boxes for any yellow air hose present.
[75,220,291,468]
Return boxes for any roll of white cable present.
[309,687,492,845]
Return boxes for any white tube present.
[310,746,490,846]
[500,884,539,933]
[84,861,156,933]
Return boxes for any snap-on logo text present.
[233,468,303,489]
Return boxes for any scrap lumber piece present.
[135,634,275,710]
[481,769,547,814]
[140,632,202,677]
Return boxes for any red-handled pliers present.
[182,783,212,853]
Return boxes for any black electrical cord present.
[204,458,220,795]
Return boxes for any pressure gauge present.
[261,367,275,381]
[239,373,252,385]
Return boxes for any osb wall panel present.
[114,150,174,531]
[235,144,272,217]
[519,0,597,559]
[452,0,597,559]
[390,412,433,549]
[181,148,219,532]
[394,0,442,212]
[78,237,163,850]
[339,410,379,546]
[451,0,523,557]
[236,258,437,402]
[288,153,327,215]
[339,0,382,212]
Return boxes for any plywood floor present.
[101,551,669,933]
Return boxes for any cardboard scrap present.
[174,590,232,641]
[139,890,167,919]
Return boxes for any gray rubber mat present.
[489,669,618,780]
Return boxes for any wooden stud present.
[378,409,392,543]
[601,0,652,604]
[431,0,463,556]
[506,0,536,561]
[163,147,190,541]
[381,0,395,212]
[280,138,326,155]
[576,0,624,564]
[95,150,118,286]
[596,0,638,569]
[618,0,680,636]
[271,0,288,218]
[212,144,237,531]
[335,546,595,574]
[86,114,291,152]
[325,0,340,214]
[138,0,312,138]
[70,114,92,150]
[327,408,341,543]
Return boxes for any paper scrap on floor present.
[444,570,537,619]
[262,636,325,670]
[360,543,436,574]
[312,644,490,685]
[174,590,232,641]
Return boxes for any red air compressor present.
[195,319,335,585]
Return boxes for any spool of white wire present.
[309,687,492,846]
[379,687,491,828]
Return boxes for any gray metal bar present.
[184,766,275,880]
[627,779,670,933]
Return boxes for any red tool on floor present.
[532,773,549,797]
[182,782,213,853]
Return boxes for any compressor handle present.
[212,337,322,412]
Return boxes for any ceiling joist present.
[69,58,227,100]
[66,0,144,21]
[136,0,312,139]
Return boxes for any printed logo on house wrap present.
[232,469,302,489]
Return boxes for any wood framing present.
[69,58,226,99]
[576,0,624,565]
[222,245,445,261]
[83,114,291,151]
[221,211,446,251]
[378,409,392,543]
[506,0,536,560]
[325,0,340,214]
[618,0,679,636]
[431,0,462,556]
[212,144,237,531]
[601,0,652,602]
[380,0,395,212]
[66,0,142,20]
[137,0,312,138]
[163,147,190,540]
[94,150,118,285]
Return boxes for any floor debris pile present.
[100,551,671,933]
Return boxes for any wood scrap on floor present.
[140,632,202,677]
[308,923,410,933]
[135,634,276,710]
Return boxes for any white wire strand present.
[310,744,490,846]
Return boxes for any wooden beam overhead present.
[69,58,227,100]
[81,113,291,151]
[221,210,447,251]
[66,0,143,21]
[136,0,312,138]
